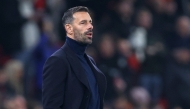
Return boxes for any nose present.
[88,23,93,30]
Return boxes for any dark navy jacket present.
[42,43,107,109]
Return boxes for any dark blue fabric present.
[66,37,100,109]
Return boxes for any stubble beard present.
[73,30,92,45]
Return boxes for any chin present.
[88,42,92,44]
[79,38,92,44]
[87,40,93,44]
[84,39,92,44]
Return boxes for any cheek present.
[79,30,86,35]
[74,27,83,33]
[76,29,83,34]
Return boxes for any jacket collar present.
[61,43,90,91]
[61,43,106,102]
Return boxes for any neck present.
[66,36,87,55]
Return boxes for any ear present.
[65,24,73,35]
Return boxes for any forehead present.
[73,12,92,22]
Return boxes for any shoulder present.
[51,48,67,58]
[43,49,70,80]
[47,45,70,62]
[44,48,69,69]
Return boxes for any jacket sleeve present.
[42,56,68,109]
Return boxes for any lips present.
[86,32,92,35]
[85,32,93,38]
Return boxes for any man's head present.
[62,6,93,44]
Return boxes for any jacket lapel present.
[85,54,107,101]
[61,44,90,91]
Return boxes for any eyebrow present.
[80,20,92,23]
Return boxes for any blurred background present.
[0,0,190,109]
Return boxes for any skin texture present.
[65,12,93,44]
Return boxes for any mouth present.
[85,32,93,38]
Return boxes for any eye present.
[80,21,86,24]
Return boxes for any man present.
[42,6,107,109]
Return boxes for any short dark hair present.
[62,6,89,26]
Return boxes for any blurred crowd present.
[0,0,190,109]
